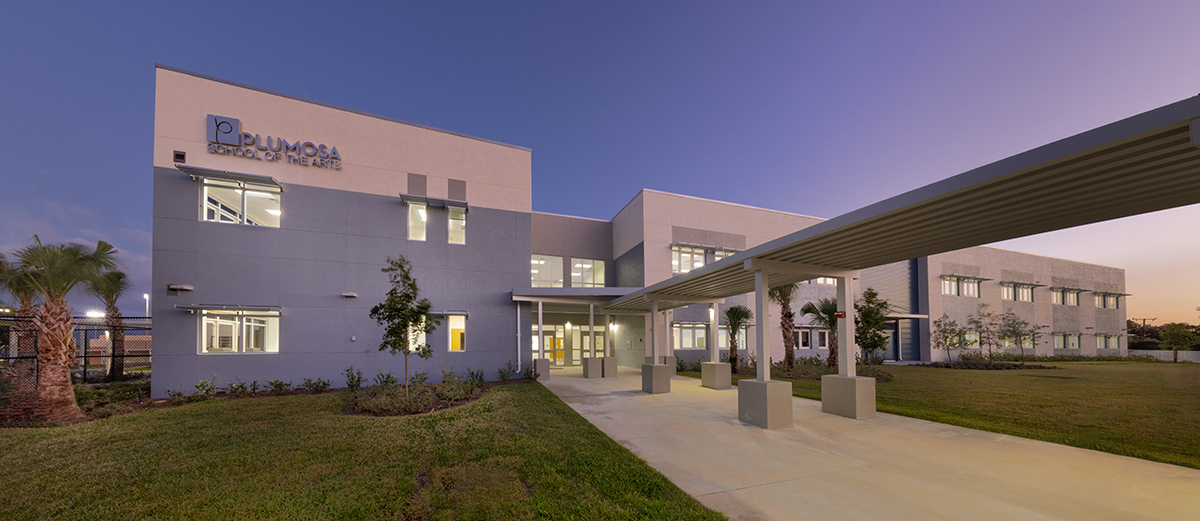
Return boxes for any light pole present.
[143,293,150,318]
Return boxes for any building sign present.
[205,114,342,169]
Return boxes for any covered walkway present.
[542,367,1200,521]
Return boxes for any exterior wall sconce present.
[167,284,194,291]
[342,292,358,298]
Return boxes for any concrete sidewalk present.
[540,366,1200,521]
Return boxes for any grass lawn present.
[687,361,1200,469]
[0,383,724,521]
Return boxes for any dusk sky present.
[1,1,1197,323]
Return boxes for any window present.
[202,178,281,227]
[1017,285,1033,302]
[814,277,838,285]
[570,258,606,288]
[672,323,708,350]
[817,330,829,348]
[717,325,751,349]
[714,249,737,261]
[1001,284,1015,300]
[963,331,980,349]
[448,207,466,244]
[1107,335,1120,349]
[1067,334,1080,349]
[941,276,959,296]
[671,245,706,274]
[1096,294,1120,309]
[795,329,830,349]
[448,315,466,352]
[531,255,563,287]
[408,202,427,241]
[961,279,980,298]
[1051,289,1080,306]
[798,330,810,348]
[1054,333,1081,349]
[201,311,279,353]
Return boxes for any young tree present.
[85,270,131,380]
[929,314,965,364]
[1160,323,1198,363]
[854,288,892,367]
[967,304,1002,365]
[15,236,117,422]
[768,283,800,368]
[800,297,839,368]
[722,305,753,371]
[998,312,1036,367]
[369,256,439,392]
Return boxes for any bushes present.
[344,368,487,416]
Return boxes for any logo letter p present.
[207,115,241,145]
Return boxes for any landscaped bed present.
[0,382,725,520]
[684,361,1200,469]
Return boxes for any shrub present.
[266,379,293,395]
[464,369,485,388]
[498,361,517,382]
[301,377,331,393]
[411,371,429,386]
[93,402,128,418]
[355,384,440,415]
[194,377,218,398]
[74,385,96,405]
[523,366,539,381]
[222,379,257,397]
[436,371,479,402]
[373,372,400,387]
[343,366,365,393]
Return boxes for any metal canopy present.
[606,96,1200,313]
[176,165,283,191]
[174,304,281,314]
[400,193,469,211]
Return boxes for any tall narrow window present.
[1106,295,1119,309]
[531,255,564,287]
[1051,289,1063,305]
[1065,290,1079,306]
[571,258,606,288]
[408,202,427,241]
[448,315,466,352]
[448,207,466,244]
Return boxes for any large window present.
[531,255,563,287]
[797,329,831,348]
[963,331,981,349]
[203,178,281,227]
[941,276,959,296]
[571,258,606,287]
[672,322,708,350]
[448,207,466,244]
[201,311,279,353]
[1003,283,1034,302]
[408,202,427,241]
[448,315,466,352]
[813,277,837,285]
[1053,333,1082,349]
[671,245,706,274]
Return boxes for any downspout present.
[516,302,522,371]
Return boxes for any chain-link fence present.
[0,316,152,388]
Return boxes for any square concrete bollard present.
[601,357,619,378]
[533,358,550,381]
[663,356,677,375]
[641,364,671,394]
[738,379,793,429]
[821,375,876,419]
[700,362,731,390]
[582,357,603,379]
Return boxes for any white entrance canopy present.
[606,95,1200,313]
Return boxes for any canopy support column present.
[738,269,792,428]
[701,302,731,390]
[534,300,549,380]
[642,300,670,393]
[821,274,876,419]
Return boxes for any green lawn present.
[688,361,1200,469]
[0,383,724,521]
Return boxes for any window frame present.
[448,206,466,244]
[408,202,428,241]
[570,258,606,288]
[447,314,466,352]
[531,254,564,287]
[199,310,280,354]
[201,178,282,228]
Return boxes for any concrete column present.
[604,313,611,356]
[650,300,659,361]
[709,303,719,363]
[755,269,770,381]
[537,300,544,360]
[589,303,596,358]
[534,300,549,379]
[836,275,857,378]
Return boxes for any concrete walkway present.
[540,366,1200,521]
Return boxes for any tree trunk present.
[826,330,839,368]
[728,335,738,371]
[8,305,38,393]
[781,307,795,369]
[106,308,125,381]
[32,299,84,423]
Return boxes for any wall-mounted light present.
[342,292,358,298]
[167,284,194,292]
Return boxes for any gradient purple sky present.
[1,1,1197,323]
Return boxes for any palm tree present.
[0,254,40,392]
[15,236,117,422]
[86,270,131,381]
[768,283,800,368]
[800,297,839,368]
[723,305,753,371]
